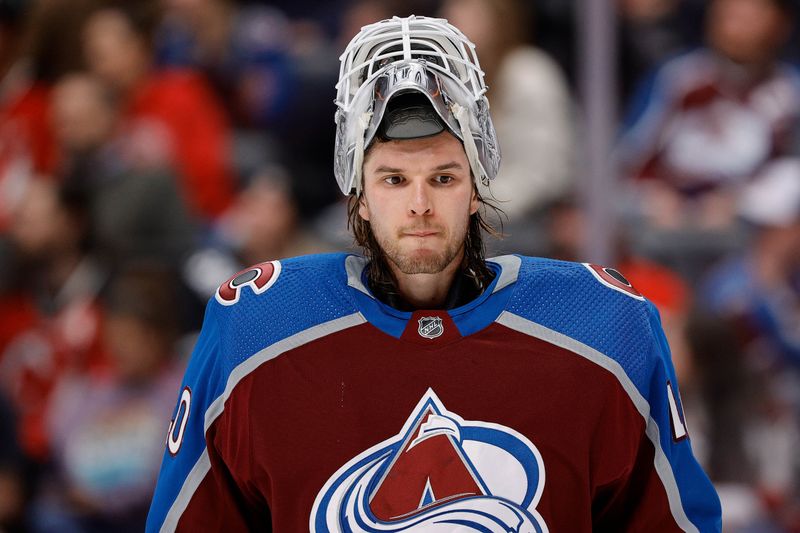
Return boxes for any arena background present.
[0,0,799,530]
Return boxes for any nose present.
[408,181,432,216]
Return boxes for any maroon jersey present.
[147,253,721,532]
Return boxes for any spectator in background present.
[155,0,344,220]
[617,0,704,102]
[0,179,107,463]
[37,266,184,533]
[0,0,40,230]
[618,0,800,282]
[217,170,332,265]
[157,0,296,130]
[50,72,196,270]
[154,0,327,219]
[183,167,333,300]
[0,0,99,230]
[440,0,575,255]
[82,0,235,222]
[693,158,800,531]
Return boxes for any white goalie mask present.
[334,15,501,195]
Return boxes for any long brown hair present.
[347,186,504,299]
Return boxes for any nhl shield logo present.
[418,316,444,339]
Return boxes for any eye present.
[435,175,454,184]
[383,175,403,185]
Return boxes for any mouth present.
[404,231,439,238]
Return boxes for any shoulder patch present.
[582,263,644,300]
[215,260,282,306]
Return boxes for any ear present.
[469,187,479,216]
[358,195,370,221]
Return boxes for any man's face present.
[83,9,150,92]
[359,131,478,275]
[708,0,788,64]
[52,75,116,152]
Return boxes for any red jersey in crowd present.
[124,69,235,220]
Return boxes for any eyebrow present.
[374,165,403,174]
[433,161,464,171]
[373,161,464,174]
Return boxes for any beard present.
[372,221,468,275]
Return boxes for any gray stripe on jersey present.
[161,311,367,532]
[160,451,211,533]
[345,255,372,297]
[496,311,699,533]
[488,255,521,293]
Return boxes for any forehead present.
[364,131,468,172]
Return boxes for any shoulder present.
[202,253,359,366]
[620,49,708,134]
[504,256,661,388]
[507,256,649,323]
[634,48,712,101]
[152,255,359,448]
[510,255,646,302]
[651,48,711,81]
[211,253,355,313]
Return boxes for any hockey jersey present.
[147,253,721,532]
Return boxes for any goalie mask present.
[334,15,501,195]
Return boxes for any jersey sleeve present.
[145,299,269,532]
[597,301,722,532]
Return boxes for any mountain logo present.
[310,389,548,532]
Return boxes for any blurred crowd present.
[0,0,799,531]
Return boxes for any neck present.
[389,251,464,309]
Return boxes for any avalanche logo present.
[310,389,548,532]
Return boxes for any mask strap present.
[353,111,373,195]
[451,103,489,186]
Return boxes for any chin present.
[397,262,446,275]
[393,249,452,275]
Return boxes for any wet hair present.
[347,135,504,299]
